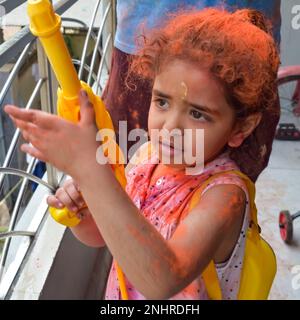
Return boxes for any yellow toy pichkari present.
[27,0,126,227]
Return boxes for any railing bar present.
[0,157,37,283]
[0,179,22,205]
[96,33,112,95]
[53,0,77,13]
[0,0,27,15]
[0,0,78,68]
[0,168,56,192]
[61,18,100,45]
[62,18,102,73]
[0,231,35,240]
[0,41,34,106]
[78,0,102,80]
[87,2,111,86]
[0,27,34,68]
[72,59,98,83]
[46,60,55,116]
[24,78,45,112]
[61,17,88,28]
[0,78,45,191]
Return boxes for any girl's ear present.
[228,112,262,148]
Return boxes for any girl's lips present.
[161,141,174,149]
[159,141,183,155]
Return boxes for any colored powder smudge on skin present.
[180,81,188,100]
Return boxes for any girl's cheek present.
[147,104,154,128]
[148,106,162,132]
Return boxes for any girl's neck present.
[150,162,183,183]
[150,145,229,183]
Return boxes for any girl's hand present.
[4,90,98,180]
[47,177,106,248]
[47,178,88,218]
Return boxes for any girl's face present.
[148,59,237,170]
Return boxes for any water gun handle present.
[27,0,126,227]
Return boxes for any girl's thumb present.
[79,89,95,125]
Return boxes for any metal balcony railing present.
[0,0,116,299]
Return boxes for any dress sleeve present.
[201,172,250,204]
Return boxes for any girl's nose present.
[162,112,183,132]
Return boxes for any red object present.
[279,211,293,244]
[277,66,300,117]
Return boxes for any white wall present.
[280,1,300,66]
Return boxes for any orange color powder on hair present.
[128,8,280,181]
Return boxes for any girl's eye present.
[154,98,169,110]
[190,109,210,122]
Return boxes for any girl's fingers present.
[9,114,45,149]
[13,117,41,140]
[72,179,81,192]
[20,144,47,163]
[22,130,30,142]
[47,195,64,209]
[4,105,59,130]
[12,116,52,158]
[78,90,95,126]
[55,187,80,213]
[78,89,89,106]
[64,180,86,209]
[76,207,91,220]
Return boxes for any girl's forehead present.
[153,59,234,117]
[154,60,224,100]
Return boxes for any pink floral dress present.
[105,143,251,300]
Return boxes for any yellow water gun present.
[27,0,128,299]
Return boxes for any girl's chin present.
[157,154,193,170]
[160,162,187,170]
[152,141,204,169]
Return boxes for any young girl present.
[4,8,280,300]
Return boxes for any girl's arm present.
[69,154,146,248]
[70,208,106,248]
[75,159,246,300]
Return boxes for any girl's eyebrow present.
[152,89,172,99]
[188,102,221,117]
[152,89,220,117]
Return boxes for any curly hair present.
[128,8,281,181]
